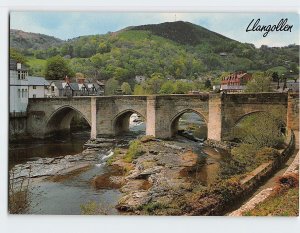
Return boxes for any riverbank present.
[229,150,299,216]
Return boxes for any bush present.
[220,144,279,178]
[80,201,112,215]
[276,173,299,190]
[123,140,145,163]
[138,202,169,215]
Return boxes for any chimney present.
[77,78,85,84]
[64,75,70,84]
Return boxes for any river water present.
[9,113,225,215]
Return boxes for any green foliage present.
[80,201,111,215]
[10,22,300,85]
[123,140,144,163]
[27,58,47,76]
[244,187,299,216]
[121,82,132,95]
[245,72,272,92]
[159,81,175,94]
[139,202,169,215]
[232,112,284,148]
[45,55,74,80]
[105,78,120,95]
[133,84,145,95]
[10,48,27,64]
[220,144,279,178]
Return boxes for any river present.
[9,113,226,215]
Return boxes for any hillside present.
[132,21,235,46]
[10,29,63,50]
[9,21,299,87]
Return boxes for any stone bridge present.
[27,93,297,142]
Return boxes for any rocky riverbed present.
[9,135,227,215]
[89,136,224,215]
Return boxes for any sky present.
[10,12,299,47]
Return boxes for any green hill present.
[9,21,299,85]
[10,29,63,50]
[132,21,235,46]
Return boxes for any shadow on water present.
[9,130,91,168]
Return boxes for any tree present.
[232,112,284,148]
[10,48,27,64]
[45,55,74,80]
[121,82,132,95]
[204,79,212,89]
[245,72,272,93]
[159,81,175,94]
[133,84,145,95]
[105,78,120,95]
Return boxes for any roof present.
[69,82,80,91]
[221,85,246,90]
[49,80,64,90]
[27,76,50,86]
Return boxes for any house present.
[47,76,105,97]
[48,80,67,97]
[27,76,50,98]
[135,75,146,84]
[220,71,252,93]
[276,80,299,93]
[9,59,29,113]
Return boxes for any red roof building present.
[221,71,252,93]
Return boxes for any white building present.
[135,75,146,84]
[9,59,29,113]
[28,76,50,98]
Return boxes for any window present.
[25,89,28,98]
[33,94,36,98]
[33,85,36,89]
[18,89,20,98]
[51,86,54,92]
[21,89,24,98]
[17,71,21,80]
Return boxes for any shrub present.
[255,147,280,163]
[123,140,145,163]
[276,173,299,190]
[80,201,112,215]
[139,202,169,215]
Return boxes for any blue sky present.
[10,12,299,47]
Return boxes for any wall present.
[221,93,288,140]
[9,113,27,140]
[287,93,299,149]
[9,70,28,113]
[149,94,209,138]
[28,85,47,98]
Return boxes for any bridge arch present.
[169,109,208,137]
[234,110,286,128]
[113,109,146,135]
[230,110,287,141]
[45,105,91,137]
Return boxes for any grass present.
[80,201,113,215]
[9,167,32,214]
[244,187,299,216]
[123,140,145,163]
[27,57,47,76]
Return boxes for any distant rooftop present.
[27,76,49,86]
